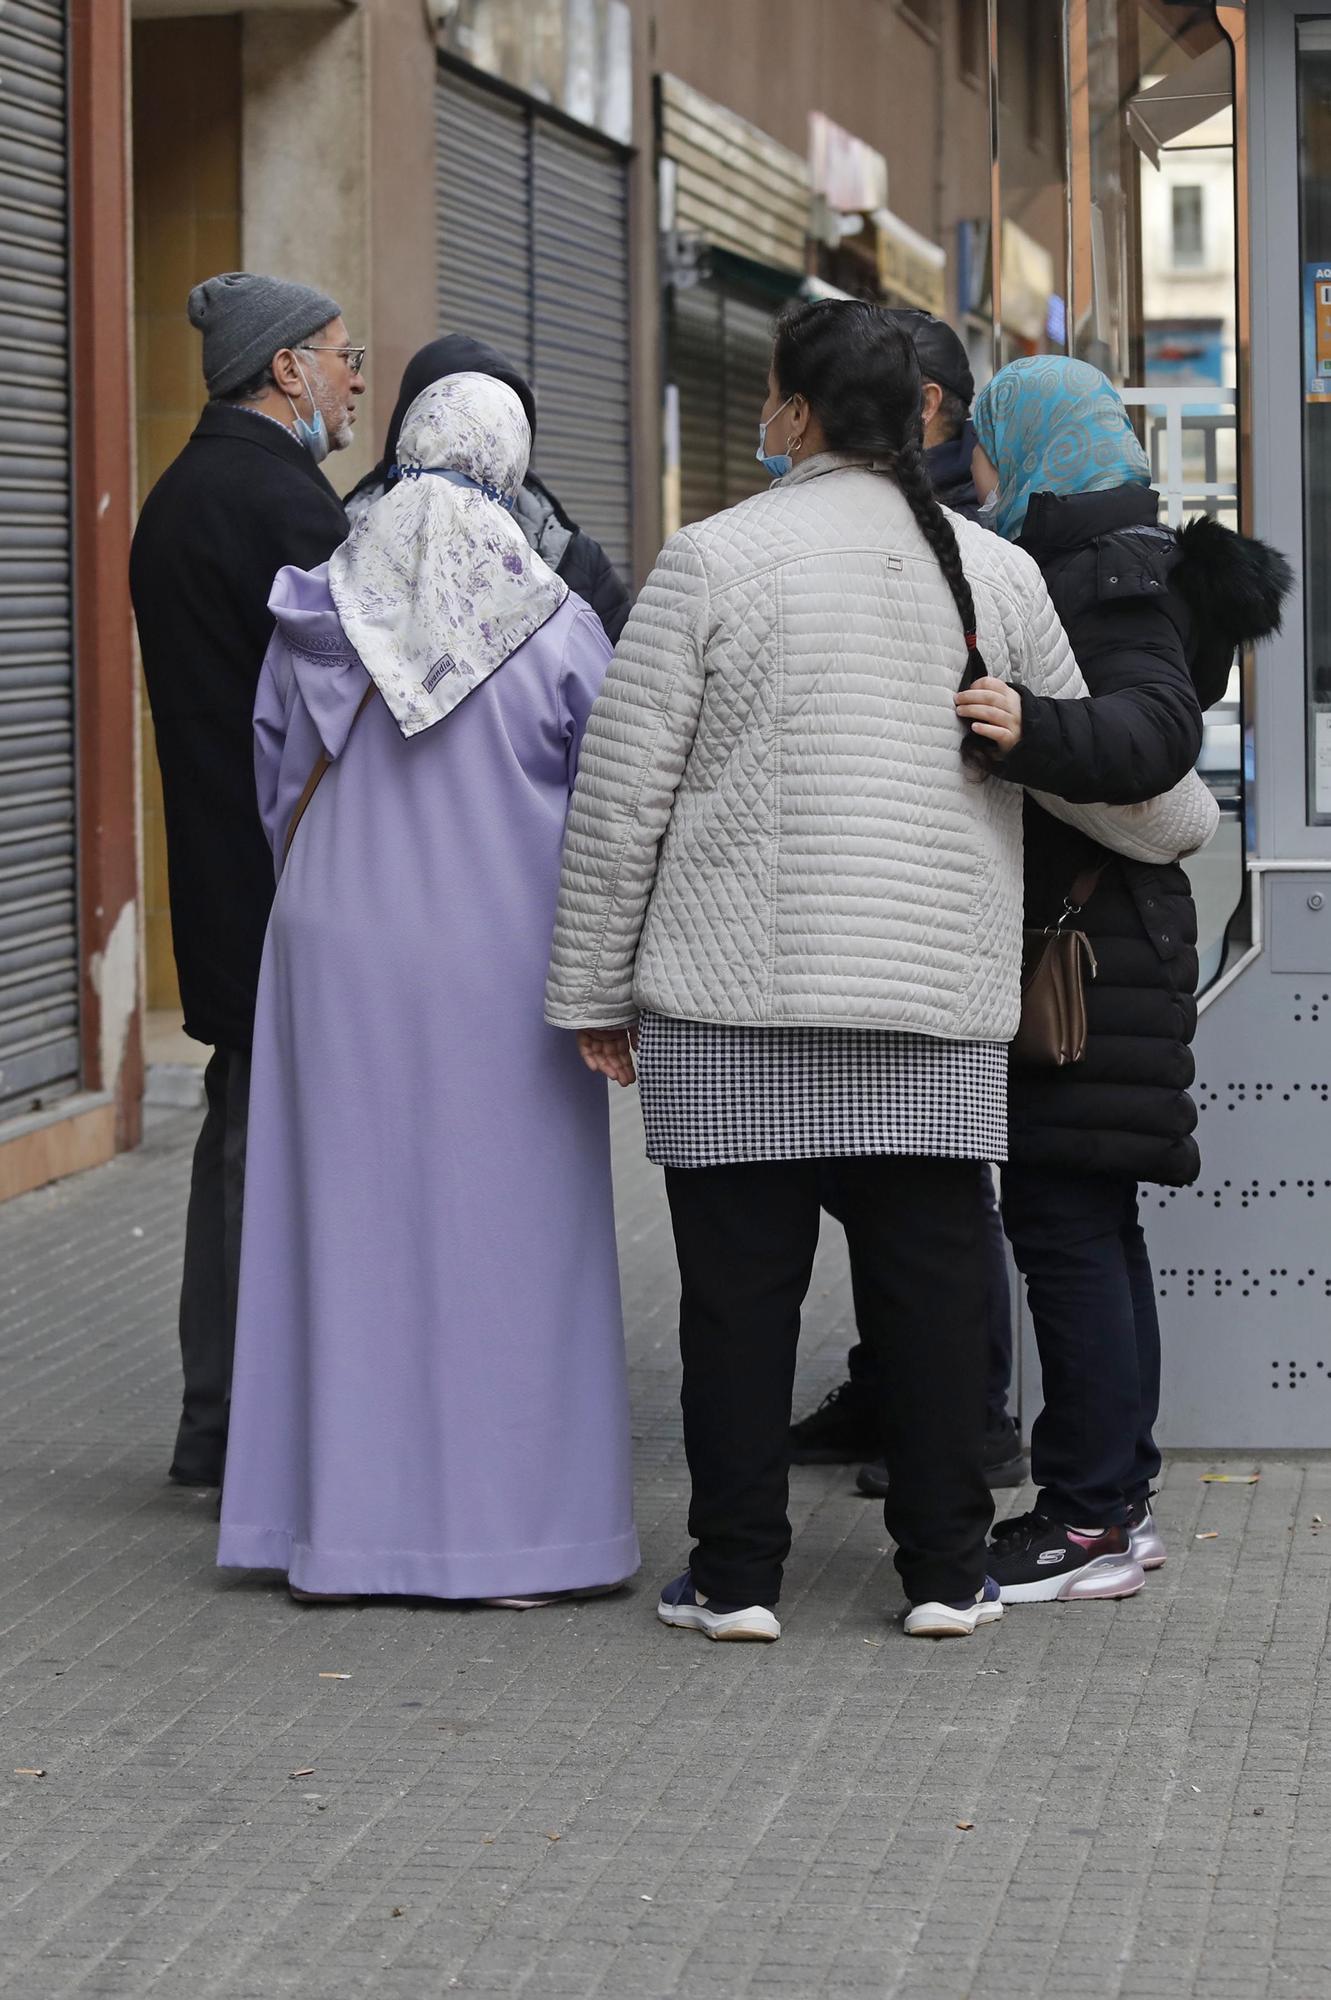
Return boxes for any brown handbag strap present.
[282,683,376,863]
[1066,863,1106,912]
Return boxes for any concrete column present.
[240,5,375,488]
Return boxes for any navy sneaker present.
[656,1571,780,1642]
[903,1575,1004,1639]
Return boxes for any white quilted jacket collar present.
[780,449,880,489]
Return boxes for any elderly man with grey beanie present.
[130,272,365,1488]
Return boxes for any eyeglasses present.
[297,343,367,374]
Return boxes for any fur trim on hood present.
[1171,516,1294,709]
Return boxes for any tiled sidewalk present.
[0,1098,1327,1999]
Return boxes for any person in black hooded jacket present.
[345,335,632,643]
[970,356,1291,1608]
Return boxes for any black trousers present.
[664,1154,993,1609]
[171,1046,251,1484]
[1001,1165,1162,1526]
[829,1161,1014,1429]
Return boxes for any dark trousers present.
[1000,1165,1162,1526]
[171,1046,251,1484]
[832,1162,1014,1430]
[664,1155,993,1608]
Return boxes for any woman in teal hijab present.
[965,350,1206,1610]
[971,354,1152,541]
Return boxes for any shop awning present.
[1127,38,1234,168]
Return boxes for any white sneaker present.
[656,1571,780,1642]
[904,1577,1004,1638]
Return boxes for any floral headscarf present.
[328,372,567,737]
[971,355,1152,541]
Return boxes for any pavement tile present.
[0,1100,1328,1999]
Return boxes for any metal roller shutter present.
[0,0,79,1116]
[531,122,632,580]
[720,290,777,511]
[435,70,532,378]
[436,66,633,581]
[669,277,775,528]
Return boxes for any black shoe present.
[987,1511,1145,1604]
[168,1462,222,1489]
[982,1415,1027,1489]
[789,1380,879,1465]
[855,1419,1029,1499]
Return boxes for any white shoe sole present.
[657,1601,781,1642]
[904,1597,1004,1639]
[998,1553,1147,1604]
[1129,1525,1167,1570]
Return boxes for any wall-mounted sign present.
[874,206,946,316]
[809,112,888,216]
[1303,263,1331,403]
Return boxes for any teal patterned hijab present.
[971,355,1152,541]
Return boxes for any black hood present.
[1171,514,1294,707]
[926,422,982,521]
[345,335,538,508]
[1021,486,1293,712]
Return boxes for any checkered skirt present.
[636,1013,1007,1170]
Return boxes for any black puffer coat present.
[131,405,349,1050]
[998,484,1289,1187]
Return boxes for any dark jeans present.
[171,1046,251,1484]
[830,1162,1013,1430]
[1000,1164,1162,1527]
[664,1155,993,1608]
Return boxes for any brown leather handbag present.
[1010,865,1104,1068]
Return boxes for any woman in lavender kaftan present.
[217,374,639,1602]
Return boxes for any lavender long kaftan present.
[217,565,639,1598]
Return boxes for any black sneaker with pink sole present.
[988,1512,1146,1604]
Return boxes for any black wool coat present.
[997,484,1208,1187]
[130,405,349,1050]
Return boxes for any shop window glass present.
[1297,22,1331,823]
[997,2,1240,987]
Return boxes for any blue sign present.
[1304,262,1331,403]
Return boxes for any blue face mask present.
[756,395,795,479]
[287,358,330,464]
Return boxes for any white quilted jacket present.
[546,455,1218,1041]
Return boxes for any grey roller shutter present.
[436,65,633,582]
[0,0,79,1116]
[435,69,532,377]
[531,122,631,581]
[720,290,776,511]
[669,283,725,527]
[669,277,774,528]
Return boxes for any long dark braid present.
[771,299,992,773]
[886,438,991,773]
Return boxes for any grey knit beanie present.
[188,271,343,398]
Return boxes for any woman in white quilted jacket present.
[545,300,1217,1647]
